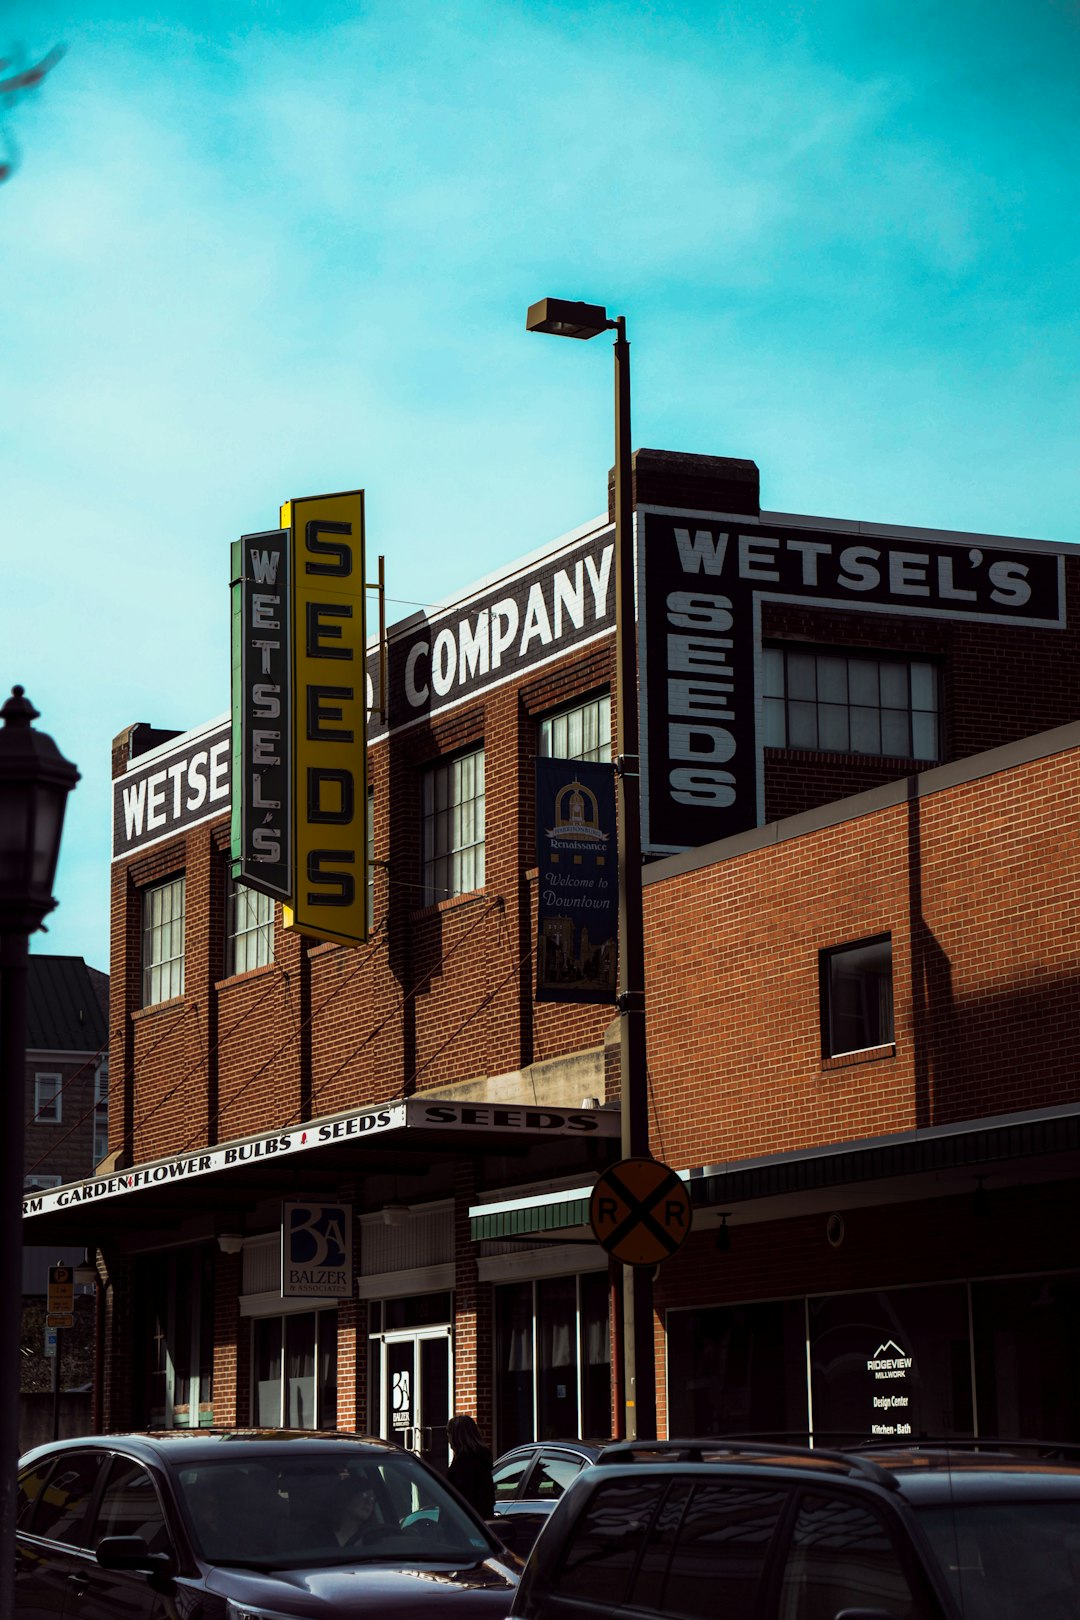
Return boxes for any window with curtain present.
[821,936,894,1056]
[539,692,611,763]
[421,747,485,906]
[142,874,186,1006]
[226,880,274,976]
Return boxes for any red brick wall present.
[644,740,1080,1175]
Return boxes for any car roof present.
[21,1430,404,1471]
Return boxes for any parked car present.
[509,1437,1080,1620]
[16,1429,521,1618]
[490,1440,605,1557]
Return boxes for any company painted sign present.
[22,1099,619,1220]
[638,509,1066,854]
[230,528,293,900]
[283,490,368,945]
[282,1201,353,1299]
[365,522,616,742]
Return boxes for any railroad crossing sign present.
[47,1263,74,1330]
[589,1158,692,1266]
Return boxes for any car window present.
[916,1500,1080,1620]
[30,1451,106,1548]
[494,1453,534,1502]
[779,1491,924,1620]
[16,1461,55,1531]
[93,1456,172,1556]
[531,1451,586,1501]
[554,1476,666,1605]
[659,1482,787,1620]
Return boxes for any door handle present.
[68,1571,91,1590]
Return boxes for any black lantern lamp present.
[0,686,80,934]
[0,685,78,1620]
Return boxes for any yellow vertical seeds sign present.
[282,490,367,945]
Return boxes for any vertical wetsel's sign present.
[536,757,617,1003]
[230,529,293,900]
[282,1201,353,1299]
[283,490,368,946]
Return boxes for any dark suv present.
[509,1438,1080,1620]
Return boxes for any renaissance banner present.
[535,757,618,1004]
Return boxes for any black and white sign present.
[231,528,293,900]
[112,717,231,860]
[638,509,1066,854]
[282,1201,352,1299]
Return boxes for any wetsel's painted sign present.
[535,757,618,1004]
[22,1099,619,1219]
[112,718,231,860]
[230,529,293,900]
[637,510,1067,854]
[282,1201,353,1299]
[365,521,616,742]
[283,490,368,946]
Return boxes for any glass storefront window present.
[494,1272,610,1451]
[809,1283,973,1443]
[254,1318,283,1427]
[667,1299,808,1440]
[972,1274,1080,1441]
[253,1309,337,1428]
[134,1248,214,1429]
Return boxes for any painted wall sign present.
[282,1200,353,1299]
[535,757,618,1003]
[22,1098,619,1220]
[365,522,616,742]
[112,717,231,860]
[638,509,1067,854]
[283,489,368,945]
[230,528,293,900]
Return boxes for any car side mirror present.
[95,1535,175,1577]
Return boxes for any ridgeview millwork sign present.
[282,490,368,945]
[230,528,293,900]
[282,1201,353,1299]
[22,1098,619,1221]
[637,508,1067,854]
[535,757,618,1004]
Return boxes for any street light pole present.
[0,687,79,1618]
[526,299,656,1440]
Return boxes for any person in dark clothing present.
[446,1413,495,1519]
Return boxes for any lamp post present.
[0,686,79,1615]
[526,298,655,1440]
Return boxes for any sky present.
[3,0,1079,971]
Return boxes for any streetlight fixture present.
[526,295,656,1441]
[0,685,79,1616]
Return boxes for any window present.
[24,1174,61,1190]
[822,936,893,1056]
[253,1309,338,1429]
[94,1456,171,1555]
[142,875,186,1006]
[226,880,274,976]
[93,1059,109,1166]
[28,1451,105,1546]
[764,648,939,760]
[539,691,611,763]
[422,747,485,906]
[33,1071,62,1124]
[494,1271,610,1452]
[779,1493,920,1620]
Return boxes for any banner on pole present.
[535,757,618,1003]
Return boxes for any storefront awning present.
[469,1186,593,1241]
[23,1098,620,1247]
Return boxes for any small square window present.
[822,936,893,1056]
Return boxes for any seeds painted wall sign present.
[230,528,293,899]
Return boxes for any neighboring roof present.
[26,956,108,1053]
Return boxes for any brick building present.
[24,451,1080,1452]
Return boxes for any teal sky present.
[4,0,1079,969]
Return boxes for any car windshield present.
[174,1452,495,1570]
[916,1500,1080,1619]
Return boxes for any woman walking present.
[446,1413,495,1520]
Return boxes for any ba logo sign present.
[282,1201,353,1299]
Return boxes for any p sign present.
[282,1201,354,1298]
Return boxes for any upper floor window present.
[34,1071,62,1124]
[763,648,939,761]
[822,936,893,1057]
[539,692,612,764]
[24,1173,62,1190]
[226,881,274,977]
[422,748,485,906]
[142,875,186,1007]
[93,1059,109,1165]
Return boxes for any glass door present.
[379,1327,452,1471]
